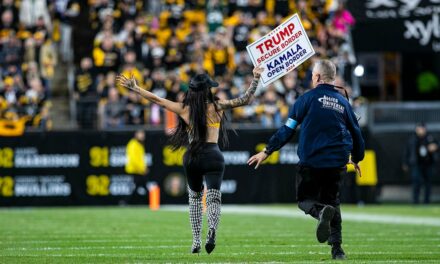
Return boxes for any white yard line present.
[3,251,440,256]
[3,250,440,255]
[3,244,440,252]
[162,205,440,227]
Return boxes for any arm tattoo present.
[137,88,161,104]
[216,77,260,110]
[127,81,161,105]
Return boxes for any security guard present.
[126,130,148,203]
[402,122,438,204]
[248,59,365,260]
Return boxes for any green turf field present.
[1,205,440,263]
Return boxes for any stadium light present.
[354,64,365,77]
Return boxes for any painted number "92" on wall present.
[0,148,14,168]
[0,176,14,197]
[86,175,110,196]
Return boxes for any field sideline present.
[1,205,440,263]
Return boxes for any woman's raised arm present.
[215,66,264,110]
[116,75,184,115]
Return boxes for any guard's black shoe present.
[205,228,216,254]
[191,245,201,254]
[331,243,346,260]
[316,205,335,243]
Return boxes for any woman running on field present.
[117,66,264,254]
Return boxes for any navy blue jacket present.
[265,83,365,168]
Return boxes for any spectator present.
[97,71,116,99]
[23,37,37,64]
[23,77,45,118]
[283,71,303,104]
[116,19,136,44]
[0,35,22,68]
[1,9,16,33]
[257,88,286,128]
[0,76,20,110]
[19,0,51,31]
[403,123,439,204]
[32,103,52,130]
[164,36,183,70]
[119,51,143,95]
[23,61,42,87]
[74,57,97,129]
[116,0,142,23]
[162,0,184,28]
[232,13,252,54]
[74,58,95,97]
[336,49,355,86]
[56,0,80,62]
[331,1,355,37]
[233,51,252,86]
[148,39,165,70]
[93,37,121,74]
[126,90,146,125]
[269,0,295,18]
[39,35,58,95]
[206,0,224,33]
[103,87,126,128]
[0,0,19,26]
[205,30,235,77]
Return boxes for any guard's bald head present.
[312,59,337,87]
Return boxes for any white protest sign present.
[246,14,315,86]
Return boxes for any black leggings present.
[296,166,345,244]
[183,143,225,192]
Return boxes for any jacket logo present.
[318,95,345,113]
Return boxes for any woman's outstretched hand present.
[247,151,269,169]
[116,74,139,93]
[253,66,265,78]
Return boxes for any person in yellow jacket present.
[125,130,148,203]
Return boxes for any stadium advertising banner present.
[348,0,440,53]
[246,13,315,86]
[0,130,299,206]
[2,130,435,206]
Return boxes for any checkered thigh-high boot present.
[188,187,203,252]
[205,189,221,254]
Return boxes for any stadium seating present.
[0,0,55,132]
[68,0,356,129]
[0,0,357,130]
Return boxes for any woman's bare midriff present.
[180,104,223,144]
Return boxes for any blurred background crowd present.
[0,0,361,131]
[0,0,55,131]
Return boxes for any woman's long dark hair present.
[168,85,229,159]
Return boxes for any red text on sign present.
[255,23,295,54]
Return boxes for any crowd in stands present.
[1,0,358,131]
[69,0,358,129]
[0,0,57,132]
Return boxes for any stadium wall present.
[0,130,438,206]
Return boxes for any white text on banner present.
[246,14,315,86]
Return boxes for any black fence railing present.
[369,102,440,132]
